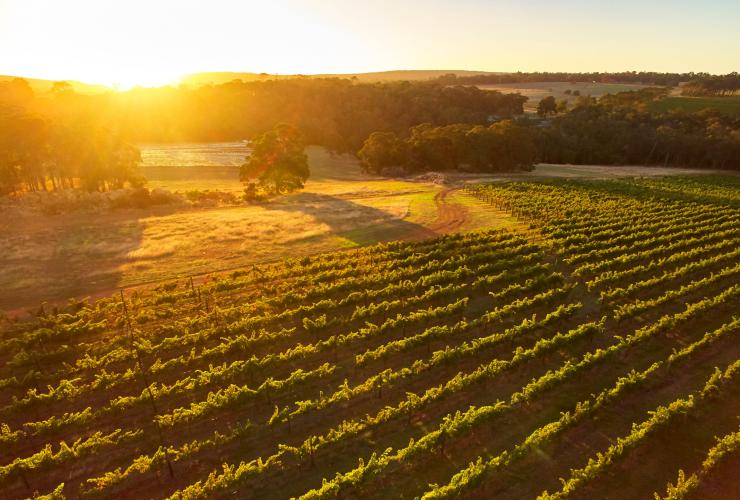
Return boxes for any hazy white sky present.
[0,0,738,87]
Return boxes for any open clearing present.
[475,81,740,115]
[0,144,725,313]
[0,147,473,312]
[475,81,649,112]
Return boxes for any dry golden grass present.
[0,147,447,311]
[0,145,721,313]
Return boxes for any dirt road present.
[430,188,469,234]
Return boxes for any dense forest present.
[0,77,525,194]
[1,74,739,195]
[0,79,144,195]
[0,78,526,193]
[539,92,739,168]
[0,77,525,149]
[360,89,740,173]
[358,121,537,174]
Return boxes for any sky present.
[0,0,738,88]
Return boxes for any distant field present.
[649,96,740,115]
[141,143,381,192]
[141,142,250,167]
[140,142,246,192]
[475,81,649,112]
[474,81,740,116]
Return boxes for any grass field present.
[475,81,649,112]
[0,144,726,313]
[0,146,466,312]
[0,175,738,499]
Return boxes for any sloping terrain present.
[0,175,738,499]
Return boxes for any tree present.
[240,124,309,194]
[51,81,73,95]
[556,99,569,113]
[107,139,146,190]
[355,121,538,174]
[406,123,468,171]
[0,78,34,105]
[483,120,538,171]
[537,96,557,117]
[0,112,146,194]
[357,131,407,174]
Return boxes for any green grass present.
[446,190,525,232]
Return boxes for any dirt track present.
[430,188,469,234]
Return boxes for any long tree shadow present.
[0,192,436,313]
[260,192,438,247]
[0,205,185,314]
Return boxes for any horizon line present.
[1,67,734,90]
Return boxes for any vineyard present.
[0,175,739,499]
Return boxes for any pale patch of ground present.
[140,142,249,167]
[475,81,649,112]
[144,145,421,196]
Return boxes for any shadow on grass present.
[0,190,435,313]
[261,192,437,247]
[0,205,192,313]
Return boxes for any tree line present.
[2,74,738,196]
[435,71,707,87]
[358,121,537,174]
[240,124,309,196]
[1,77,526,153]
[680,73,739,96]
[0,79,144,195]
[540,90,739,169]
[358,88,740,173]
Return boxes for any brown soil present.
[430,188,469,233]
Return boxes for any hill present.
[0,175,738,499]
[180,70,497,86]
[1,70,500,95]
[0,75,110,94]
[474,81,650,112]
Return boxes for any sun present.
[105,70,184,91]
